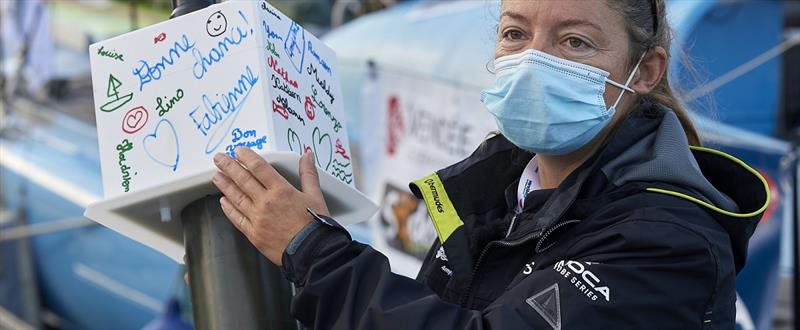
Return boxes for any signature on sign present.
[116,139,136,192]
[188,65,260,155]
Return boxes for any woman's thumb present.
[300,150,324,202]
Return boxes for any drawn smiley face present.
[206,11,227,37]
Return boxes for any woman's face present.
[497,0,633,109]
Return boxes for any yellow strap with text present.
[413,173,464,244]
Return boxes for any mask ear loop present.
[609,51,648,110]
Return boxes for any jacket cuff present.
[281,211,352,286]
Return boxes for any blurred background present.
[0,0,797,329]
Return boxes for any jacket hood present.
[598,106,769,271]
[601,110,740,213]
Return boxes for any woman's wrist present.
[281,214,352,286]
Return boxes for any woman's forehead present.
[500,0,621,30]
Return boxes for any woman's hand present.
[212,147,329,265]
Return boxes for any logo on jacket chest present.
[553,260,610,302]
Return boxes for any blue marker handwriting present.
[225,128,268,158]
[133,34,196,91]
[232,128,256,142]
[262,20,283,42]
[188,65,259,154]
[283,21,305,74]
[192,10,254,80]
[307,41,332,75]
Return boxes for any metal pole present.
[182,195,269,329]
[171,1,295,329]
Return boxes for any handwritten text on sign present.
[89,0,353,198]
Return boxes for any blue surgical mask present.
[480,49,644,155]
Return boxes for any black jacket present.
[281,103,769,329]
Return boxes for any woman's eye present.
[503,30,524,41]
[567,37,586,49]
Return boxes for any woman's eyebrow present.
[499,10,528,23]
[556,18,603,33]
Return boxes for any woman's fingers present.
[299,151,325,210]
[213,172,255,213]
[235,147,288,189]
[213,152,267,199]
[220,196,254,239]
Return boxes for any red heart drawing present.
[127,111,143,128]
[122,106,149,134]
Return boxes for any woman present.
[211,0,769,328]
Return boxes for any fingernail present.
[213,153,224,163]
[219,196,227,208]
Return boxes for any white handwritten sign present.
[89,1,353,198]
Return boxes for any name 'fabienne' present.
[189,66,258,136]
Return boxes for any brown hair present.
[607,0,702,146]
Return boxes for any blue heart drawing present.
[143,119,180,171]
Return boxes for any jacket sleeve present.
[281,218,488,329]
[281,216,723,330]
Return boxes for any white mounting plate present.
[84,151,377,264]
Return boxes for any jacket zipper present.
[458,180,581,308]
[535,219,581,253]
[504,214,518,238]
[459,229,543,308]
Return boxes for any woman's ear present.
[631,46,667,94]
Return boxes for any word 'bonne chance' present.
[134,34,195,91]
[192,20,251,80]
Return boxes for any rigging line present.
[684,32,800,102]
